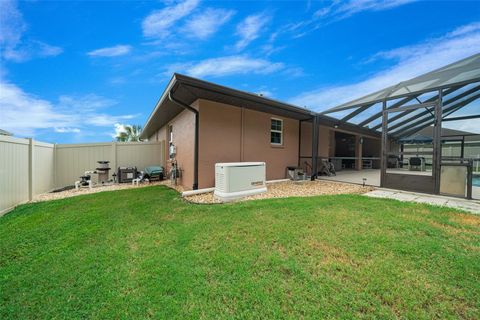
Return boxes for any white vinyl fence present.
[0,136,165,215]
[55,141,165,188]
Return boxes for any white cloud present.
[0,80,139,137]
[142,0,199,38]
[87,45,132,57]
[182,8,235,39]
[235,13,270,51]
[274,0,416,41]
[112,123,127,139]
[87,114,137,127]
[0,81,72,136]
[330,0,417,20]
[3,41,63,62]
[109,77,127,85]
[444,119,480,134]
[442,103,480,134]
[0,0,26,49]
[0,0,62,62]
[166,55,284,78]
[114,123,126,134]
[55,127,81,133]
[57,94,117,112]
[290,22,480,111]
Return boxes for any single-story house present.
[140,74,381,190]
[401,127,480,159]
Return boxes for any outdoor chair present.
[319,159,336,176]
[286,166,306,181]
[409,157,426,171]
[387,155,400,168]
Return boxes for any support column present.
[298,120,302,167]
[311,116,319,180]
[111,142,117,181]
[400,144,404,163]
[433,90,443,194]
[380,100,388,187]
[355,136,362,170]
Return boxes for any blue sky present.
[1,0,479,143]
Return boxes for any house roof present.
[142,54,480,141]
[140,74,316,139]
[0,129,12,136]
[141,74,383,140]
[399,126,480,143]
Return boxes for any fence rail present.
[0,136,165,215]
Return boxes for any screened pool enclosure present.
[320,53,480,199]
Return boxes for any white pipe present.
[182,187,215,197]
[266,178,290,184]
[181,179,291,197]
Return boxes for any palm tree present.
[116,124,142,142]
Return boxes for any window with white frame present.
[270,118,283,145]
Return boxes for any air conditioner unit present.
[214,162,267,202]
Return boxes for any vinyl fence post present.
[28,138,34,201]
[53,143,57,189]
[112,142,117,180]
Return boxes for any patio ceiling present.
[321,53,480,139]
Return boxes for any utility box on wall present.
[214,162,267,202]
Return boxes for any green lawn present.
[1,186,479,319]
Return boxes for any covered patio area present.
[316,53,480,200]
[319,168,480,200]
[319,168,433,187]
[319,169,381,187]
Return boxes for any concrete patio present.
[319,169,381,187]
[365,188,480,214]
[319,169,480,209]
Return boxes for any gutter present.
[168,90,199,190]
[140,75,177,140]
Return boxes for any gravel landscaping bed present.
[184,180,375,204]
[33,180,183,203]
[33,179,373,204]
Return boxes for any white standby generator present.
[214,162,267,202]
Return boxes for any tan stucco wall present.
[157,126,168,165]
[150,107,196,189]
[171,109,195,188]
[242,108,299,183]
[300,123,333,158]
[197,99,300,188]
[198,100,242,188]
[149,98,382,189]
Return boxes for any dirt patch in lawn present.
[452,213,480,227]
[307,238,355,266]
[429,220,480,237]
[184,180,374,204]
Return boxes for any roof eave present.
[140,74,178,139]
